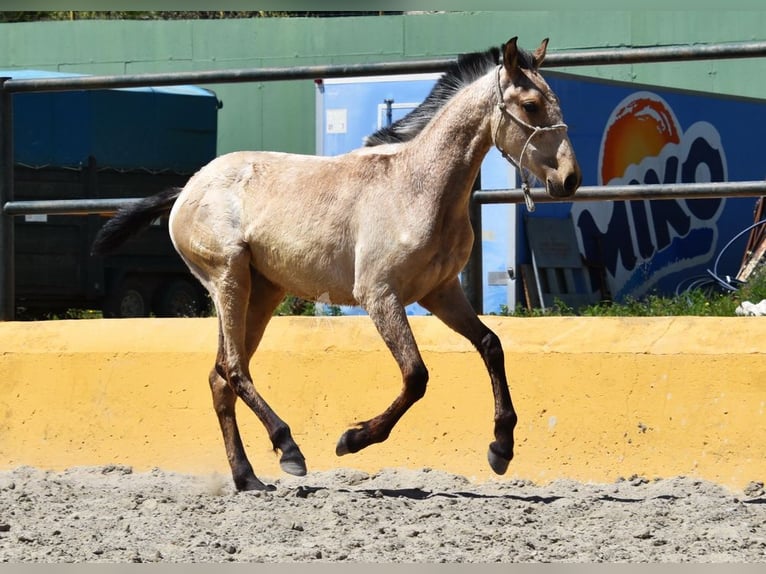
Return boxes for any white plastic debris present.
[735,299,766,316]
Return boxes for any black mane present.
[363,43,537,147]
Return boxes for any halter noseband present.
[492,65,567,212]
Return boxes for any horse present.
[92,37,582,491]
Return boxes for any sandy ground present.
[0,465,764,563]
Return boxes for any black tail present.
[91,187,182,255]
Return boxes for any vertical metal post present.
[463,179,483,314]
[384,98,394,127]
[0,79,15,320]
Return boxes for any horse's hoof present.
[336,425,372,456]
[280,454,307,477]
[335,431,352,456]
[336,427,363,456]
[487,442,512,475]
[236,476,276,492]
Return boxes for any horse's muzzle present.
[546,168,582,198]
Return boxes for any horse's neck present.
[406,72,496,202]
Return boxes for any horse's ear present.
[503,37,519,73]
[533,38,549,68]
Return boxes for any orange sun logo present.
[599,92,681,185]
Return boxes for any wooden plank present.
[520,264,541,310]
[737,237,766,282]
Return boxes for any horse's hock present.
[0,316,764,491]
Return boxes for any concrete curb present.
[1,316,764,490]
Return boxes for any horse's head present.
[492,37,581,200]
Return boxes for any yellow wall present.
[1,316,764,490]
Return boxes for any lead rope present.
[492,65,568,212]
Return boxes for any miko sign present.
[575,91,728,298]
[537,74,766,301]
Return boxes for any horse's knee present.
[406,363,429,401]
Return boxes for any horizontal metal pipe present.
[3,198,139,216]
[3,41,765,94]
[472,181,766,205]
[2,60,453,94]
[4,181,765,217]
[546,40,766,67]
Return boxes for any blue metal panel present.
[11,83,92,168]
[3,70,218,173]
[318,74,441,155]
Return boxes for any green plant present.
[495,288,744,317]
[495,299,578,317]
[273,295,342,316]
[580,289,738,317]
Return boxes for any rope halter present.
[492,65,568,212]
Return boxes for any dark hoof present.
[236,476,276,492]
[280,453,307,477]
[336,427,364,456]
[335,430,353,456]
[487,441,512,475]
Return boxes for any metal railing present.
[463,182,766,310]
[2,40,766,319]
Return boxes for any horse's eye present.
[521,101,539,114]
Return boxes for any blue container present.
[3,69,218,173]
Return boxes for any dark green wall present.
[1,11,764,156]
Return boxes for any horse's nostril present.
[564,172,581,195]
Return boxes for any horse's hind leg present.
[242,268,307,476]
[336,290,429,456]
[209,251,306,490]
[209,335,270,491]
[419,278,517,475]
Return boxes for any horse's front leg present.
[335,290,429,456]
[420,278,517,474]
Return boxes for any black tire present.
[155,278,206,317]
[103,277,151,318]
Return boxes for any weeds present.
[273,295,342,316]
[496,265,766,317]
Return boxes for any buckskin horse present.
[92,37,582,491]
